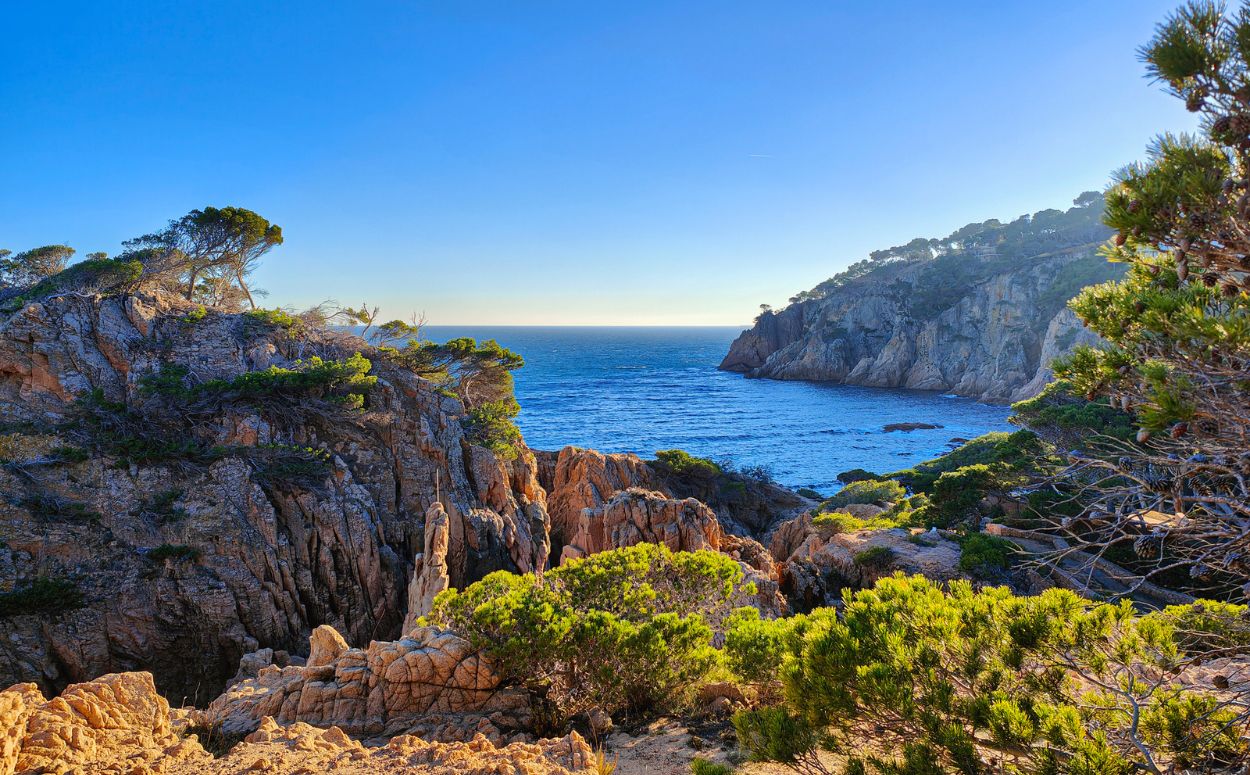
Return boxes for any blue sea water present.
[421,326,1011,493]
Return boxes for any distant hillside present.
[719,193,1123,403]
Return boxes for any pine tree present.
[1056,1,1250,597]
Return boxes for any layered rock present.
[560,488,786,614]
[10,671,209,775]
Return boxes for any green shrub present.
[462,398,523,459]
[824,479,905,509]
[1143,600,1250,656]
[428,544,753,726]
[652,449,722,479]
[143,353,377,410]
[0,577,84,617]
[888,430,1048,494]
[183,305,208,325]
[852,546,896,572]
[745,574,1248,774]
[908,463,1006,529]
[690,758,734,775]
[1140,693,1246,770]
[811,511,900,536]
[957,533,1016,577]
[1,256,144,311]
[795,487,823,500]
[242,307,301,333]
[723,607,833,698]
[836,468,880,485]
[1010,379,1135,446]
[147,544,201,563]
[733,707,828,774]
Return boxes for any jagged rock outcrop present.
[0,292,549,700]
[560,488,786,614]
[204,625,529,738]
[560,488,722,562]
[721,197,1122,403]
[0,671,594,775]
[537,447,662,552]
[10,671,208,775]
[770,515,965,609]
[404,503,452,631]
[536,446,809,551]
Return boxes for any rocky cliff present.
[0,292,550,701]
[720,195,1122,403]
[0,293,807,702]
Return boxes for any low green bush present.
[428,544,754,727]
[957,533,1016,577]
[142,354,377,409]
[690,757,734,775]
[463,399,523,459]
[811,511,901,536]
[1,256,143,311]
[887,430,1047,494]
[242,307,301,334]
[0,577,84,617]
[1010,379,1135,446]
[740,574,1248,774]
[652,449,722,479]
[823,479,905,509]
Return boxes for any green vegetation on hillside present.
[787,193,1115,307]
[0,577,84,618]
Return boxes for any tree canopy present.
[124,206,282,308]
[0,245,75,288]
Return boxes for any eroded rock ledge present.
[0,670,593,775]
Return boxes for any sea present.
[419,326,1011,494]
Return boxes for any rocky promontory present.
[720,194,1123,403]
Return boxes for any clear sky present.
[2,1,1198,325]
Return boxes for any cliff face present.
[0,294,808,702]
[720,197,1121,403]
[0,293,548,701]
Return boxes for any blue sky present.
[2,1,1197,325]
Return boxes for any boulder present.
[205,625,530,738]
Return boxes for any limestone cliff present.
[720,195,1121,403]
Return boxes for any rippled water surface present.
[423,326,1011,492]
